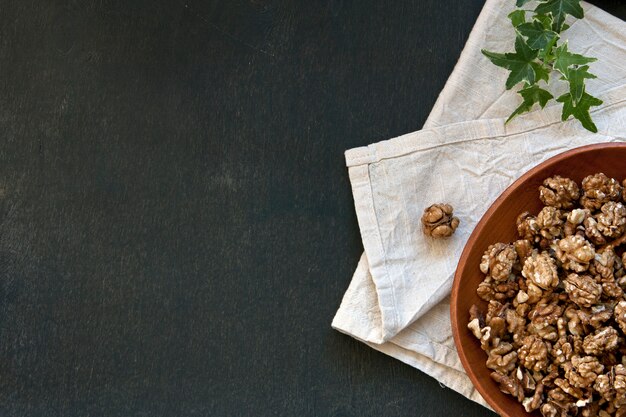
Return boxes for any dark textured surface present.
[0,1,624,416]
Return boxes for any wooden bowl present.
[450,142,626,417]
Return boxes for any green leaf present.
[535,0,584,32]
[538,33,559,60]
[482,36,539,90]
[508,10,526,27]
[557,92,603,132]
[564,65,596,104]
[507,84,554,123]
[534,13,554,30]
[531,62,550,83]
[517,21,559,50]
[482,0,602,133]
[553,43,596,76]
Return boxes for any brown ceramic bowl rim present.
[450,142,626,416]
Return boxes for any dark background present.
[0,1,624,416]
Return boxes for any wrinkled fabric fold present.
[332,0,626,408]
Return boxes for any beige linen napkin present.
[332,0,626,408]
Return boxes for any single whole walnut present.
[517,212,540,242]
[539,175,580,209]
[591,247,619,281]
[537,206,564,240]
[596,201,626,238]
[580,173,623,210]
[421,203,459,238]
[486,342,518,373]
[522,252,559,290]
[518,335,549,372]
[564,355,604,388]
[563,273,601,308]
[479,243,517,281]
[554,235,595,272]
[582,327,619,355]
[528,301,563,333]
[584,215,607,245]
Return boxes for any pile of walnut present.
[468,173,626,417]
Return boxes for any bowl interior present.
[451,143,626,417]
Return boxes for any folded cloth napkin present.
[332,0,626,408]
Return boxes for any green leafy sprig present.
[482,0,602,132]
